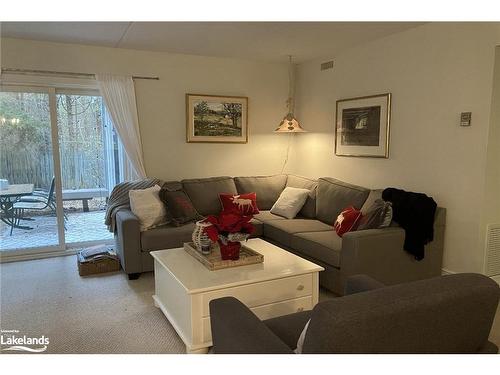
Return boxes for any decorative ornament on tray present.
[201,211,255,260]
[192,220,213,255]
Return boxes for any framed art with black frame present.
[335,93,391,158]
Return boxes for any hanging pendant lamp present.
[274,55,306,133]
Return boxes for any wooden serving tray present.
[183,242,264,271]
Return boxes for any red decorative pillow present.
[334,206,362,237]
[219,193,259,215]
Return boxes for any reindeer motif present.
[230,195,254,213]
[334,211,346,230]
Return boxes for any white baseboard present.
[0,239,114,264]
[0,248,79,263]
[491,275,500,286]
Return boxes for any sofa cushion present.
[360,189,383,215]
[357,199,393,231]
[286,175,318,219]
[161,180,183,192]
[141,222,196,252]
[271,187,311,219]
[234,175,287,210]
[141,219,262,252]
[334,206,362,237]
[219,192,259,215]
[159,189,202,226]
[250,218,263,238]
[264,219,332,248]
[316,177,370,225]
[129,185,168,231]
[291,231,342,267]
[253,210,287,223]
[182,176,237,216]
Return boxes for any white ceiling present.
[1,22,424,63]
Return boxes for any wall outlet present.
[460,112,472,126]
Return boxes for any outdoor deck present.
[0,209,113,251]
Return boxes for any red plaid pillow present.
[219,193,259,215]
[334,206,362,237]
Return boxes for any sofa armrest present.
[115,209,142,274]
[344,274,385,295]
[209,297,293,354]
[264,310,312,350]
[340,227,406,286]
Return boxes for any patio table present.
[0,184,35,232]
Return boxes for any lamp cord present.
[287,55,295,114]
[281,133,293,174]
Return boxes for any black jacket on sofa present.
[382,188,437,260]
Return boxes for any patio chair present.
[12,177,67,234]
[16,177,57,213]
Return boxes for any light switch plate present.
[460,112,472,127]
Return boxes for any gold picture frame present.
[186,94,248,143]
[335,93,391,158]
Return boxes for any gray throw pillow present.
[159,189,203,226]
[360,189,383,215]
[357,198,393,230]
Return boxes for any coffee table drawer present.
[200,273,312,317]
[201,295,313,342]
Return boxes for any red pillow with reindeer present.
[334,206,362,237]
[219,193,259,215]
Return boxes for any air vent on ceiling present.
[485,223,500,276]
[320,60,334,71]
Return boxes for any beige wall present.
[292,23,500,273]
[3,24,500,274]
[0,38,290,181]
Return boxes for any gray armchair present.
[209,273,499,354]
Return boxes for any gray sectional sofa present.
[209,274,499,353]
[115,174,446,295]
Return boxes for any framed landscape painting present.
[186,94,248,143]
[335,93,391,158]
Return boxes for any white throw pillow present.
[294,319,310,354]
[129,185,167,231]
[270,187,311,219]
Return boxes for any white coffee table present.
[151,238,324,353]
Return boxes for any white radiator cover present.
[485,224,500,276]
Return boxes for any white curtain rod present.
[1,68,159,80]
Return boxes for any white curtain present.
[96,73,147,180]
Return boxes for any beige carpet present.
[0,255,499,354]
[0,255,185,353]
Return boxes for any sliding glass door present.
[0,85,121,257]
[0,87,64,253]
[56,90,115,245]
